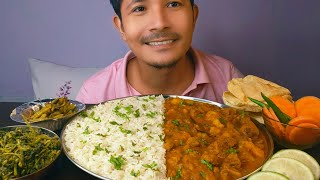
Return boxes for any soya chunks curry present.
[164,98,268,180]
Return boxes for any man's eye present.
[168,2,180,8]
[133,6,145,12]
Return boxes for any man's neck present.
[126,53,195,95]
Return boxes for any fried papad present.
[223,75,292,113]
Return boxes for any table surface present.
[1,102,319,180]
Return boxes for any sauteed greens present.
[0,127,61,180]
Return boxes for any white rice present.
[63,95,168,180]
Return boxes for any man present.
[76,0,243,104]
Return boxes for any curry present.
[164,97,268,180]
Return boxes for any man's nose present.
[149,8,170,31]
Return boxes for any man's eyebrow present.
[126,0,144,10]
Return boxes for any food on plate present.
[63,96,167,179]
[0,126,61,180]
[164,97,269,180]
[251,93,320,146]
[26,97,77,122]
[62,96,271,180]
[222,75,292,112]
[272,149,320,180]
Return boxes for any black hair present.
[109,0,195,20]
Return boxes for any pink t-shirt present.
[76,48,243,104]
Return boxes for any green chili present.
[261,93,291,124]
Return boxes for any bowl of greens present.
[0,125,61,180]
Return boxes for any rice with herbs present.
[63,95,167,179]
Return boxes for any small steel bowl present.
[262,113,320,150]
[0,125,62,180]
[10,98,85,131]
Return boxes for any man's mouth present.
[146,40,174,46]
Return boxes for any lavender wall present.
[1,0,320,101]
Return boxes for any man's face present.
[114,0,198,68]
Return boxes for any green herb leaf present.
[92,143,104,155]
[142,161,158,171]
[200,171,206,178]
[110,121,121,125]
[119,127,132,134]
[146,111,157,118]
[226,147,239,154]
[201,159,213,170]
[83,126,91,135]
[218,117,227,125]
[130,170,140,177]
[80,111,88,117]
[109,155,125,170]
[173,167,182,180]
[172,119,180,126]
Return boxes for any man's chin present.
[147,60,178,69]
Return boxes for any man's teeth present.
[148,40,173,46]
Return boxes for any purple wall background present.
[1,0,320,101]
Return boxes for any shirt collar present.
[189,48,211,84]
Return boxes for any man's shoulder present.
[193,48,233,67]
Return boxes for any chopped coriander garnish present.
[133,109,140,117]
[110,121,121,125]
[240,110,245,118]
[124,105,134,114]
[172,119,180,126]
[83,126,91,135]
[142,147,149,152]
[201,159,213,170]
[146,111,157,118]
[109,155,125,170]
[198,138,208,145]
[197,113,204,118]
[92,143,104,155]
[179,140,184,146]
[143,127,148,131]
[130,170,140,177]
[185,149,193,153]
[142,161,158,171]
[173,167,182,180]
[148,96,156,100]
[179,100,186,107]
[218,117,227,125]
[158,134,164,141]
[142,104,147,110]
[120,145,124,151]
[76,123,81,127]
[226,147,239,154]
[80,111,88,117]
[200,171,206,178]
[96,133,107,137]
[131,141,137,146]
[133,150,141,154]
[119,127,132,134]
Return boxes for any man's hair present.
[109,0,195,20]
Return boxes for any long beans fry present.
[27,97,76,122]
[0,127,61,180]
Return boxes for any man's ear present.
[192,4,199,27]
[113,15,127,41]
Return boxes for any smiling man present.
[76,0,243,104]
